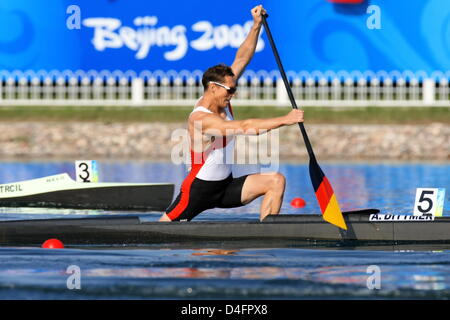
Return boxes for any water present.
[0,161,449,300]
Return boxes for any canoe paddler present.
[159,5,304,222]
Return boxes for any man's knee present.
[268,172,285,190]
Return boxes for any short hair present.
[201,64,235,91]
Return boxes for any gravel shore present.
[0,122,448,161]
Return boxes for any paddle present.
[261,14,347,230]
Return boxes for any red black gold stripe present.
[309,158,347,230]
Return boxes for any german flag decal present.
[309,158,347,230]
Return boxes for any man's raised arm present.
[230,5,266,80]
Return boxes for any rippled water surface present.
[0,161,449,299]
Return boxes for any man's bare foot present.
[158,213,171,222]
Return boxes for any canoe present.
[1,209,449,246]
[0,173,174,211]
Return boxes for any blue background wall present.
[1,0,449,73]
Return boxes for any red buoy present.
[290,197,306,208]
[42,239,65,249]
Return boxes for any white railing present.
[1,69,449,107]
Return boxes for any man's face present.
[212,76,237,107]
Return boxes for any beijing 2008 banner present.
[0,0,273,73]
[1,0,450,73]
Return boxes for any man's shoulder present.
[189,108,218,120]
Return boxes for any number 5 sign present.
[413,188,446,217]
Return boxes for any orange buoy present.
[42,239,65,249]
[290,197,306,208]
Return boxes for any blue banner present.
[270,0,450,74]
[1,0,449,74]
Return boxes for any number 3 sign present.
[413,188,446,217]
[75,160,99,183]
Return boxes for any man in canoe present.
[159,5,304,222]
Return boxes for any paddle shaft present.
[261,15,348,230]
[261,15,315,159]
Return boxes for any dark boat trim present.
[0,184,174,211]
[1,209,450,246]
[0,173,174,210]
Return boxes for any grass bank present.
[0,106,448,124]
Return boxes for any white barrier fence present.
[0,70,449,107]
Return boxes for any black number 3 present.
[78,162,90,182]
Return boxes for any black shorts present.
[166,174,249,221]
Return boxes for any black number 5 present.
[417,190,434,213]
[78,162,90,182]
